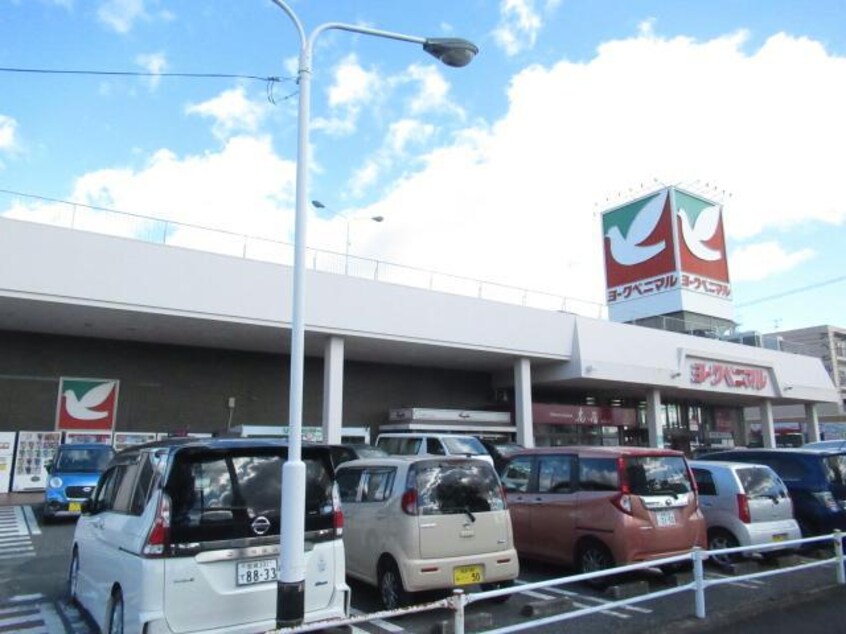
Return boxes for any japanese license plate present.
[237,558,278,586]
[453,565,483,585]
[68,502,81,513]
[772,533,787,542]
[655,510,677,527]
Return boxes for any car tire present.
[708,529,739,567]
[378,560,409,611]
[67,548,80,604]
[481,579,514,603]
[578,541,614,588]
[108,589,124,634]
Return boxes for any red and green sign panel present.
[55,378,120,431]
[602,187,731,305]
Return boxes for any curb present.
[429,610,493,634]
[520,595,573,617]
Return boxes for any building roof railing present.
[0,188,607,318]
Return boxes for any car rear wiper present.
[462,507,476,523]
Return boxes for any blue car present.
[43,443,115,521]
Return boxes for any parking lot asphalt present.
[1,500,844,634]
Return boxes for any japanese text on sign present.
[690,362,768,391]
[607,273,732,303]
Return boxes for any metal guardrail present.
[0,188,606,318]
[268,531,845,634]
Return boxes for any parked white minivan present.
[690,460,801,565]
[69,438,350,634]
[335,456,519,609]
[375,433,495,467]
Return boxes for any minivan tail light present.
[332,483,344,537]
[142,492,171,557]
[401,489,418,515]
[737,493,751,524]
[616,457,630,495]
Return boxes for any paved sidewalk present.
[0,492,43,507]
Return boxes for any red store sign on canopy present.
[689,362,768,391]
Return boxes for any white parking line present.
[23,506,42,536]
[351,608,405,632]
[8,594,45,603]
[544,586,652,614]
[706,572,764,589]
[515,580,631,619]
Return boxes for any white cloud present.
[97,0,173,34]
[313,55,382,136]
[349,160,381,199]
[70,135,295,239]
[0,115,18,152]
[492,0,544,56]
[186,88,269,141]
[387,119,435,154]
[730,242,815,282]
[349,29,846,307]
[135,52,167,90]
[402,64,464,118]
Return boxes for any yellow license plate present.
[68,502,81,513]
[772,533,787,542]
[453,565,483,586]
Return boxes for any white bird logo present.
[678,205,722,262]
[63,382,115,420]
[606,191,667,266]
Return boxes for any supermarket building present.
[0,211,839,472]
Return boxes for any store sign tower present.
[601,186,734,328]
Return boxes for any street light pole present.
[268,1,477,627]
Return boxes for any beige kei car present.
[335,456,519,609]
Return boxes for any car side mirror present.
[44,460,53,474]
[81,499,94,515]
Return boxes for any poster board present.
[113,432,158,452]
[64,431,114,445]
[0,432,16,494]
[12,431,62,491]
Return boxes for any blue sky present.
[2,0,846,337]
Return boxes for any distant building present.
[744,325,846,441]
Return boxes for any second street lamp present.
[269,0,478,627]
[312,200,383,275]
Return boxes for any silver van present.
[375,433,495,467]
[690,460,801,565]
[336,456,518,609]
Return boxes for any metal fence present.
[268,531,845,634]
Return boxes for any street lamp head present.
[423,38,479,68]
[311,200,326,209]
[371,216,384,223]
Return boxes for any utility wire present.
[0,66,293,84]
[736,275,846,308]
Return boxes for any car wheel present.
[708,529,739,567]
[67,549,80,604]
[108,589,124,634]
[481,579,514,603]
[378,560,408,610]
[578,541,614,588]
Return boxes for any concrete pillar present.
[805,403,821,443]
[321,336,344,445]
[646,388,664,448]
[760,400,776,449]
[514,358,534,448]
